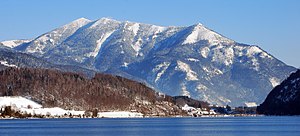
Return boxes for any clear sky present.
[0,0,299,67]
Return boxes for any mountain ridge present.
[257,69,300,115]
[1,17,296,106]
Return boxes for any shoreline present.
[0,114,266,119]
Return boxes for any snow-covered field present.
[0,96,42,109]
[0,96,143,118]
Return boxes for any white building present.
[244,102,257,107]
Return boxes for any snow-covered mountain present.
[0,47,95,76]
[0,39,31,48]
[16,18,92,55]
[9,17,296,106]
[257,69,300,115]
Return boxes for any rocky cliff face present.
[3,18,296,106]
[257,70,300,115]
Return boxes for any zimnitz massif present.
[0,17,296,106]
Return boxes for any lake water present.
[1,116,300,136]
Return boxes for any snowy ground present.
[0,96,143,118]
[0,96,42,109]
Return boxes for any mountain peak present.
[60,18,92,30]
[98,17,118,21]
[194,23,204,26]
[74,17,90,22]
[71,17,91,25]
[89,17,121,28]
[182,23,233,45]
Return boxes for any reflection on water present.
[1,116,300,136]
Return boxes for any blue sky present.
[0,0,299,67]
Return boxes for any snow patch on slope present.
[197,84,208,92]
[153,62,170,83]
[211,46,234,66]
[246,46,263,56]
[87,31,115,57]
[269,77,280,87]
[132,37,143,56]
[181,84,191,97]
[251,58,260,71]
[152,27,165,39]
[0,60,18,68]
[200,47,210,58]
[218,96,232,103]
[202,66,223,77]
[122,62,129,67]
[127,22,140,36]
[246,46,272,59]
[176,61,198,81]
[187,58,199,62]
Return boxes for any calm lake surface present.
[1,116,300,136]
